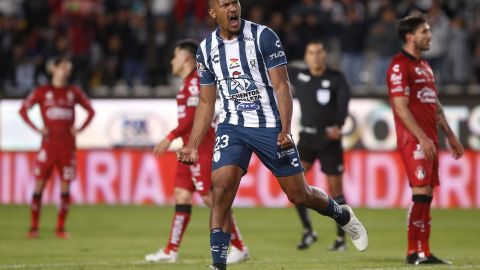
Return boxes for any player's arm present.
[327,73,350,140]
[177,84,216,164]
[269,65,294,149]
[260,27,293,149]
[18,89,46,135]
[436,98,464,159]
[392,96,436,160]
[73,88,95,133]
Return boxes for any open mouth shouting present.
[228,13,240,29]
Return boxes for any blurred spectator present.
[339,6,367,88]
[423,0,449,84]
[368,6,401,87]
[444,16,470,85]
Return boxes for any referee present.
[290,40,351,251]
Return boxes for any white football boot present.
[145,248,178,263]
[340,205,368,251]
[226,246,250,264]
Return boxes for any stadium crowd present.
[1,0,480,97]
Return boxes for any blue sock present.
[318,198,350,226]
[210,228,230,269]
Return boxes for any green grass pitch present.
[0,205,479,270]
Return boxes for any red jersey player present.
[386,14,464,265]
[19,57,95,239]
[144,40,249,264]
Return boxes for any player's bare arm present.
[177,84,216,164]
[392,96,436,160]
[435,98,464,160]
[269,65,294,149]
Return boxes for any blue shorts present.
[212,123,304,177]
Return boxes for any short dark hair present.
[398,14,427,42]
[175,39,199,58]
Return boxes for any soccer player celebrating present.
[177,1,368,269]
[386,14,464,264]
[290,40,351,251]
[144,40,249,264]
[19,56,95,239]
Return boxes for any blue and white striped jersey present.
[196,19,287,128]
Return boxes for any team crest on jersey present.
[213,151,221,162]
[67,91,75,104]
[415,165,426,180]
[321,80,331,88]
[228,72,261,111]
[45,91,54,100]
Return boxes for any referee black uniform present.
[290,67,350,175]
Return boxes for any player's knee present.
[285,188,308,205]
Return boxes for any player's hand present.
[38,127,49,136]
[176,146,198,165]
[153,138,171,156]
[325,125,341,140]
[70,127,80,135]
[419,137,436,161]
[277,131,294,150]
[447,134,464,160]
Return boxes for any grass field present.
[0,205,479,270]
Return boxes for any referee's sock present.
[295,205,313,231]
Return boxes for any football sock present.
[56,192,70,230]
[31,193,42,230]
[295,205,313,231]
[165,204,192,252]
[317,198,350,226]
[408,195,430,255]
[333,195,347,238]
[210,228,230,270]
[419,195,433,257]
[229,213,245,251]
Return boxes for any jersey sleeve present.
[18,88,41,131]
[259,27,287,69]
[196,47,215,85]
[73,87,95,131]
[387,61,410,97]
[335,73,351,127]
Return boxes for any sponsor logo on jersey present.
[246,45,255,57]
[228,73,261,103]
[212,54,220,63]
[243,36,255,42]
[67,91,75,104]
[275,40,281,48]
[186,96,199,107]
[316,89,330,105]
[415,78,426,83]
[229,58,240,69]
[46,107,73,120]
[417,87,436,103]
[390,73,403,85]
[392,64,400,72]
[391,86,404,93]
[269,50,285,60]
[415,165,426,180]
[236,102,260,111]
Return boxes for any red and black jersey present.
[166,70,215,152]
[19,84,95,148]
[386,50,438,146]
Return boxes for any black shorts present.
[297,132,344,175]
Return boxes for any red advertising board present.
[1,149,479,208]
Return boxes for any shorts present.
[297,132,344,175]
[175,151,212,196]
[34,147,76,181]
[398,139,439,187]
[212,123,304,177]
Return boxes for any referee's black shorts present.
[297,132,344,175]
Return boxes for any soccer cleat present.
[55,228,71,239]
[145,249,178,263]
[340,205,368,251]
[328,239,347,251]
[297,230,318,250]
[415,254,452,265]
[405,253,418,264]
[26,228,39,239]
[227,246,249,264]
[208,265,220,270]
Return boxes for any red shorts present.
[34,147,76,181]
[175,152,212,196]
[398,140,439,187]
